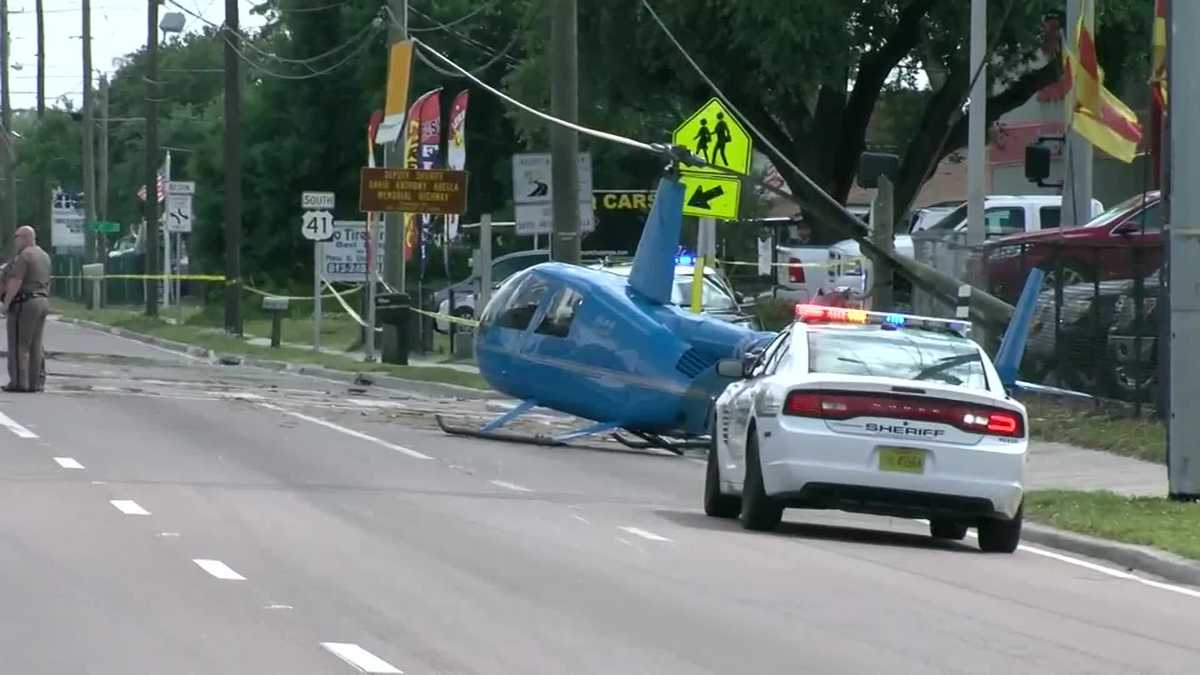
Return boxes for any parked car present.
[982,191,1161,302]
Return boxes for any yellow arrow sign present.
[672,98,753,176]
[679,174,741,220]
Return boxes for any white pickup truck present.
[822,195,1105,296]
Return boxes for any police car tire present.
[739,431,783,531]
[929,520,968,541]
[704,438,740,519]
[978,505,1023,554]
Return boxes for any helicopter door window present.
[495,275,548,331]
[535,288,582,338]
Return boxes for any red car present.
[982,191,1164,302]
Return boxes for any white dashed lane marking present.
[320,642,403,673]
[109,499,150,516]
[618,526,673,543]
[258,404,433,460]
[489,480,533,493]
[53,457,85,469]
[192,559,247,581]
[0,412,36,439]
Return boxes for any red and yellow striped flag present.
[1064,0,1143,163]
[1151,0,1167,110]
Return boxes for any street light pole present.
[143,0,160,317]
[82,0,97,264]
[223,0,242,335]
[965,0,987,248]
[0,0,16,253]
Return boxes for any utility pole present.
[0,0,15,254]
[82,0,97,264]
[143,0,160,317]
[35,0,46,239]
[98,75,108,222]
[382,0,407,360]
[549,0,580,264]
[1063,0,1095,228]
[965,0,987,248]
[1168,0,1199,500]
[223,0,242,334]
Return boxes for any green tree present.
[508,0,1154,242]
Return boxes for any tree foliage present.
[11,0,1156,283]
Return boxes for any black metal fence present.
[982,239,1165,413]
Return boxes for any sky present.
[6,0,268,111]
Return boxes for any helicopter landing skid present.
[435,414,565,446]
[612,431,707,456]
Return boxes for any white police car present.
[706,305,1028,553]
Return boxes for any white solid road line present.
[109,499,150,516]
[320,642,403,674]
[192,559,247,581]
[0,411,37,439]
[619,526,674,543]
[53,457,85,469]
[258,403,433,460]
[489,480,533,493]
[951,530,1200,600]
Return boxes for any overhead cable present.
[412,32,520,78]
[411,37,657,155]
[407,0,499,33]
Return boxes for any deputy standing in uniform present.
[2,226,51,393]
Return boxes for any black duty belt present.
[12,291,47,304]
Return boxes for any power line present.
[405,4,518,66]
[412,30,518,77]
[407,0,498,32]
[220,22,381,80]
[412,37,655,155]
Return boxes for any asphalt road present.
[0,317,1198,674]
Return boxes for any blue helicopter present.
[435,162,1053,454]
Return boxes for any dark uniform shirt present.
[9,245,51,297]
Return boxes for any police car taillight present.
[783,391,1024,438]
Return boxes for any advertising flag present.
[417,88,443,275]
[401,89,439,262]
[445,90,469,242]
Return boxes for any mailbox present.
[375,292,411,365]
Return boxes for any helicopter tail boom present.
[628,176,687,305]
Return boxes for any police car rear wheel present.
[978,505,1023,554]
[739,431,783,531]
[929,519,968,541]
[704,433,740,519]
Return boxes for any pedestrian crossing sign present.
[672,98,753,176]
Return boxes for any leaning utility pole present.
[223,0,242,334]
[98,74,109,222]
[1168,0,1199,499]
[0,0,15,254]
[381,0,407,362]
[143,0,160,317]
[82,0,97,263]
[549,0,580,264]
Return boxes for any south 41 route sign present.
[301,210,335,241]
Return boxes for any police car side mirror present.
[716,359,747,378]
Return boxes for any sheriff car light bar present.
[795,304,970,336]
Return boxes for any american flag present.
[137,172,166,203]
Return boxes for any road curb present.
[57,316,499,400]
[1023,521,1200,587]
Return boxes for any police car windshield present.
[807,326,988,390]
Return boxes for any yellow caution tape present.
[714,256,868,270]
[51,273,228,281]
[409,306,479,328]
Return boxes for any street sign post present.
[511,152,594,240]
[672,98,753,221]
[302,191,337,352]
[89,221,120,234]
[358,167,469,215]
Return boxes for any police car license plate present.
[878,447,925,474]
